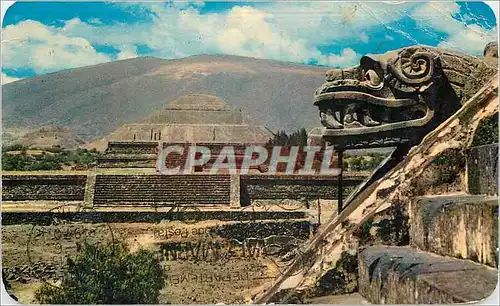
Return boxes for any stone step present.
[93,184,230,188]
[93,185,230,189]
[92,193,230,198]
[94,177,229,180]
[93,203,230,206]
[94,182,230,186]
[93,197,230,201]
[93,190,230,194]
[94,188,229,192]
[94,183,230,186]
[93,192,229,196]
[358,246,498,304]
[93,198,229,202]
[93,175,231,207]
[93,193,229,196]
[410,194,498,267]
[96,176,229,178]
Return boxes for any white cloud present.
[2,1,496,76]
[1,72,22,84]
[116,44,138,60]
[411,2,463,34]
[2,20,112,74]
[261,2,420,45]
[411,2,497,54]
[319,48,359,68]
[438,24,498,55]
[61,5,361,66]
[88,18,103,25]
[360,32,369,43]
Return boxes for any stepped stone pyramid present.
[90,94,273,151]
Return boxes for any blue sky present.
[1,1,497,83]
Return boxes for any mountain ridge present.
[2,54,328,142]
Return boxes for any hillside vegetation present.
[2,145,99,171]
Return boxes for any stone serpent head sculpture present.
[313,43,498,148]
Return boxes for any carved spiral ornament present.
[388,48,438,86]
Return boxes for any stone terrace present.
[240,174,364,205]
[2,175,87,201]
[92,174,231,206]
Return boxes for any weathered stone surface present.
[313,44,498,150]
[106,141,159,154]
[229,174,241,208]
[240,174,364,204]
[484,42,498,58]
[410,194,498,267]
[97,153,158,168]
[358,246,498,304]
[1,210,307,225]
[467,143,498,195]
[144,94,244,124]
[92,174,231,206]
[2,175,87,201]
[83,172,96,208]
[254,69,498,302]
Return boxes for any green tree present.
[2,153,32,171]
[348,156,363,171]
[2,146,100,171]
[35,241,165,304]
[268,128,309,147]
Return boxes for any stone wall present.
[146,108,244,125]
[97,141,159,168]
[106,141,159,154]
[467,143,498,195]
[2,210,306,225]
[409,195,498,267]
[240,174,364,205]
[93,174,231,206]
[97,154,157,168]
[213,220,311,241]
[2,175,87,201]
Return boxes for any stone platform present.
[358,245,498,304]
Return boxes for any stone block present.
[83,173,96,208]
[410,194,498,267]
[230,174,241,208]
[467,143,498,195]
[358,246,498,304]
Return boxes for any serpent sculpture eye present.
[364,69,381,87]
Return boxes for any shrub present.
[2,147,100,171]
[35,241,165,304]
[314,251,358,295]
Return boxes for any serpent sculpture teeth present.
[313,43,498,146]
[319,104,382,129]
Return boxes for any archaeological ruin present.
[2,43,498,304]
[254,43,499,304]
